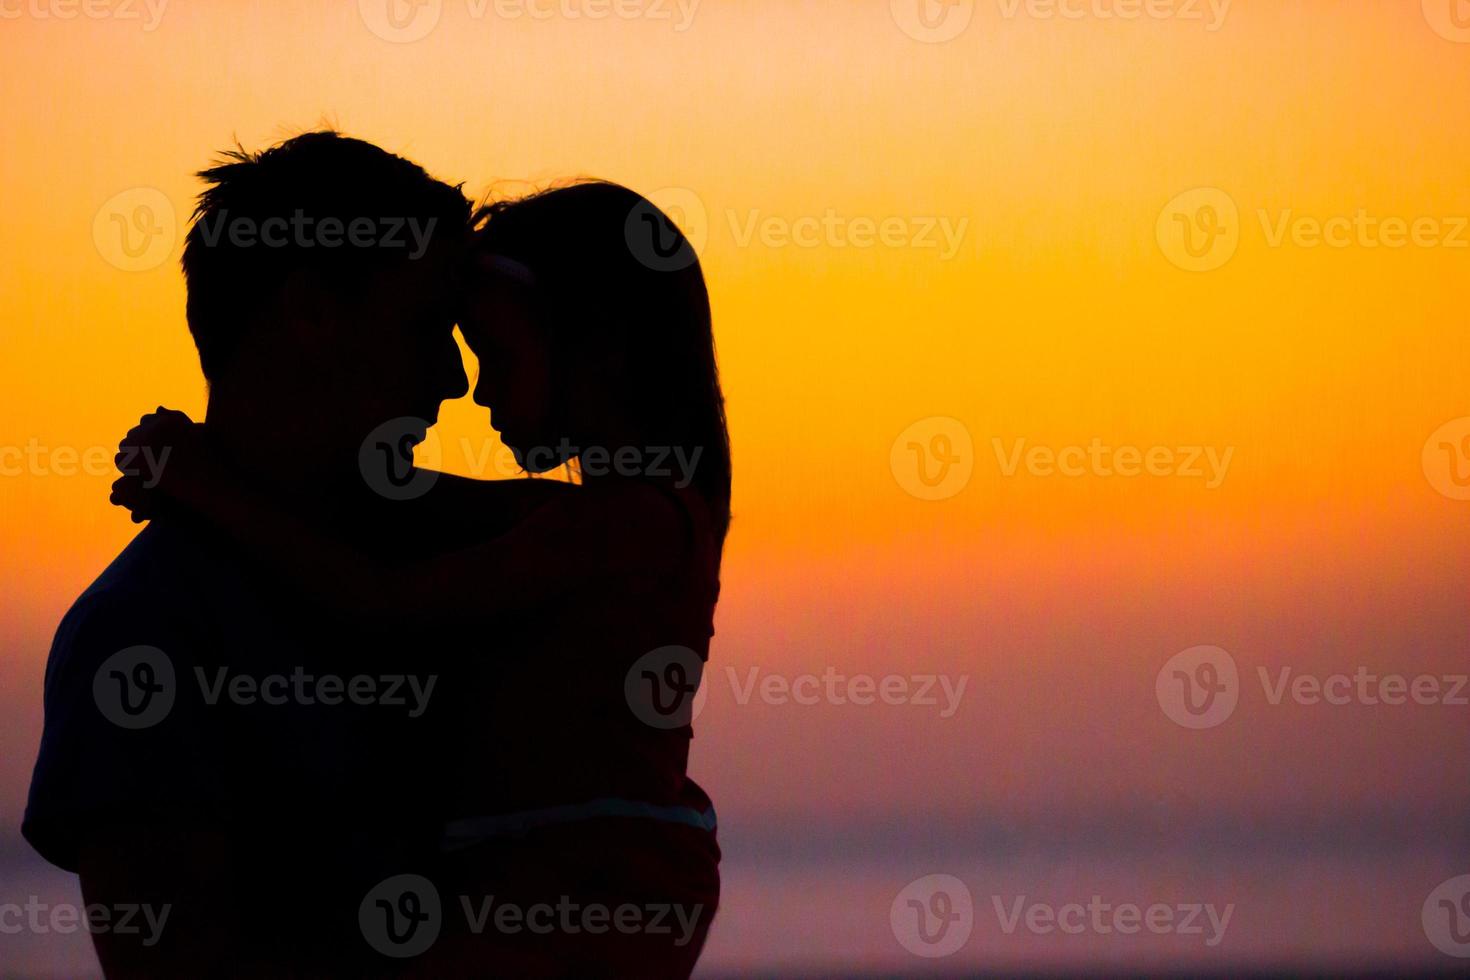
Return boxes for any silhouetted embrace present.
[26,132,729,979]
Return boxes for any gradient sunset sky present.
[2,1,1468,973]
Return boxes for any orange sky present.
[2,2,1468,970]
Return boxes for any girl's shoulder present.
[416,471,575,533]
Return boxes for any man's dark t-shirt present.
[24,511,453,962]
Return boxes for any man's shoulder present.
[48,521,226,679]
[77,519,217,605]
[26,521,229,871]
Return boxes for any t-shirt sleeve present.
[22,587,214,872]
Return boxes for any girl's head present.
[461,181,730,542]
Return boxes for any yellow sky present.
[2,1,1468,829]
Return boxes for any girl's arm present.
[111,410,684,621]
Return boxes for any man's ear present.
[277,266,337,329]
[270,267,351,362]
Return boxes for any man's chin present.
[396,413,439,448]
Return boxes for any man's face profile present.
[274,243,469,475]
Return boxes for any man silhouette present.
[24,132,482,977]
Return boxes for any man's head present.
[181,131,470,481]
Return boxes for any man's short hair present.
[181,131,471,382]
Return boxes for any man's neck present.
[203,399,350,516]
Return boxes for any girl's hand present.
[110,407,206,523]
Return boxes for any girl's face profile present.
[461,275,556,469]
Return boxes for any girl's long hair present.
[473,181,732,550]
